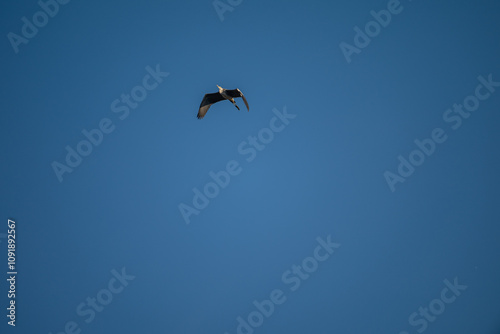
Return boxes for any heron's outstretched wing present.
[197,93,224,119]
[226,89,249,111]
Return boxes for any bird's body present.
[197,85,249,119]
[218,86,236,106]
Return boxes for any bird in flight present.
[197,85,249,119]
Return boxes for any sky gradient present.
[1,0,500,333]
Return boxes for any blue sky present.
[1,0,500,333]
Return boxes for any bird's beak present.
[217,85,221,89]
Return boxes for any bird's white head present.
[216,85,222,92]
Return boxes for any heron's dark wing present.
[226,89,249,111]
[197,92,224,119]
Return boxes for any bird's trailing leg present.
[229,98,240,110]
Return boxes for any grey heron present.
[197,85,249,119]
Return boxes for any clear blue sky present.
[1,0,500,333]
